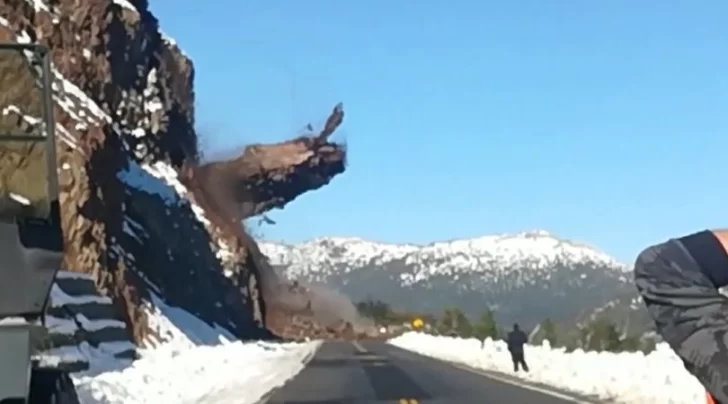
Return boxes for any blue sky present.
[150,1,727,263]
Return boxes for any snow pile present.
[72,339,318,404]
[389,332,705,404]
[71,294,320,404]
[41,267,318,404]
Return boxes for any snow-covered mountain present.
[259,230,636,328]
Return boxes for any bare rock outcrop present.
[0,0,350,360]
[182,103,346,224]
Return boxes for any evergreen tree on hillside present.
[438,308,455,333]
[601,321,622,351]
[578,318,640,352]
[618,333,642,352]
[356,298,393,324]
[540,318,558,346]
[579,318,607,351]
[438,307,472,337]
[472,309,499,342]
[455,310,473,338]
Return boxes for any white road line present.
[449,362,592,404]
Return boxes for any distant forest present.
[356,298,656,353]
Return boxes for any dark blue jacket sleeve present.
[634,234,728,403]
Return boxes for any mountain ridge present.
[259,229,630,274]
[258,229,635,329]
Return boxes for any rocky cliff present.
[0,0,348,368]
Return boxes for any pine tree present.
[581,318,625,352]
[602,322,622,351]
[438,307,472,337]
[540,317,558,346]
[618,334,642,352]
[472,309,499,342]
[356,298,393,324]
[454,309,473,338]
[439,308,455,334]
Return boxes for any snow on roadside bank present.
[73,339,319,404]
[71,293,320,404]
[389,332,704,404]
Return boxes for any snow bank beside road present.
[389,332,705,404]
[71,293,319,404]
[73,340,318,404]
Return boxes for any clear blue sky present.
[150,1,727,263]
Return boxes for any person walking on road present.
[634,229,728,404]
[507,323,529,372]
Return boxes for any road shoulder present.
[446,360,612,404]
[253,342,322,404]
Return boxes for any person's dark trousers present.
[510,350,529,372]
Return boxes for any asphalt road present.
[264,341,595,404]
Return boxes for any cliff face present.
[0,0,348,364]
[0,0,266,348]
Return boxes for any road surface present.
[264,341,595,404]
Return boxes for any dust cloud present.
[190,148,374,335]
[266,276,375,333]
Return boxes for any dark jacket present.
[634,231,728,403]
[507,329,527,353]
